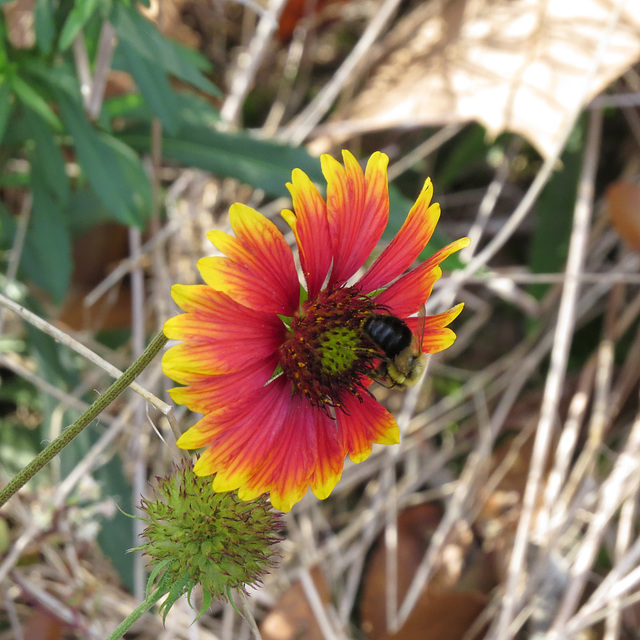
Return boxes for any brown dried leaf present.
[360,504,492,640]
[607,180,640,250]
[336,0,640,158]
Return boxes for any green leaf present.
[26,109,70,203]
[58,0,100,51]
[55,86,149,226]
[98,131,152,219]
[0,200,16,248]
[34,0,56,55]
[0,79,14,145]
[117,38,180,134]
[95,455,135,592]
[112,3,221,96]
[436,124,492,191]
[103,89,219,130]
[529,123,584,299]
[23,180,73,303]
[15,113,73,302]
[120,124,321,197]
[11,74,62,131]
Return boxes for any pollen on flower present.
[278,286,382,412]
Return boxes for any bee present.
[362,309,427,388]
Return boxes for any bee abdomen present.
[363,314,413,357]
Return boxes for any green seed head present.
[135,461,282,617]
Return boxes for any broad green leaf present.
[103,90,219,130]
[112,3,221,96]
[55,87,148,226]
[96,457,135,592]
[98,131,153,220]
[26,110,70,203]
[120,124,321,197]
[58,0,100,51]
[11,74,62,131]
[116,38,180,134]
[0,79,13,145]
[35,0,56,55]
[23,178,73,303]
[65,185,118,235]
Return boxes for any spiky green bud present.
[134,461,282,620]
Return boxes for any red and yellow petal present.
[374,266,442,318]
[406,303,465,354]
[179,378,341,512]
[357,178,440,294]
[238,396,345,512]
[186,376,291,466]
[418,237,471,274]
[198,203,300,314]
[323,151,389,286]
[237,400,315,511]
[284,168,332,298]
[162,286,284,382]
[309,409,345,500]
[168,357,278,413]
[368,236,470,317]
[338,392,399,464]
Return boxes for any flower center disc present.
[279,287,380,412]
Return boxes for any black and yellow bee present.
[363,310,427,388]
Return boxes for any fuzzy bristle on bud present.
[134,461,282,619]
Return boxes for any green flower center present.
[278,286,383,412]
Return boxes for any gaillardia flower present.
[163,150,470,512]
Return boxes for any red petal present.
[374,266,442,318]
[163,287,284,381]
[179,378,346,512]
[168,357,278,411]
[406,303,465,354]
[199,203,300,314]
[283,169,332,298]
[337,393,399,463]
[186,376,291,468]
[323,151,389,285]
[358,178,439,294]
[309,409,345,500]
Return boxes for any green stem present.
[0,331,168,507]
[105,586,165,640]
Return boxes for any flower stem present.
[105,586,165,640]
[0,331,168,507]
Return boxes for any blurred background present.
[1,0,640,638]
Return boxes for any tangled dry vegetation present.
[2,0,640,639]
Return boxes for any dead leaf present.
[360,503,492,640]
[607,180,640,250]
[379,591,487,640]
[22,608,66,640]
[333,0,640,159]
